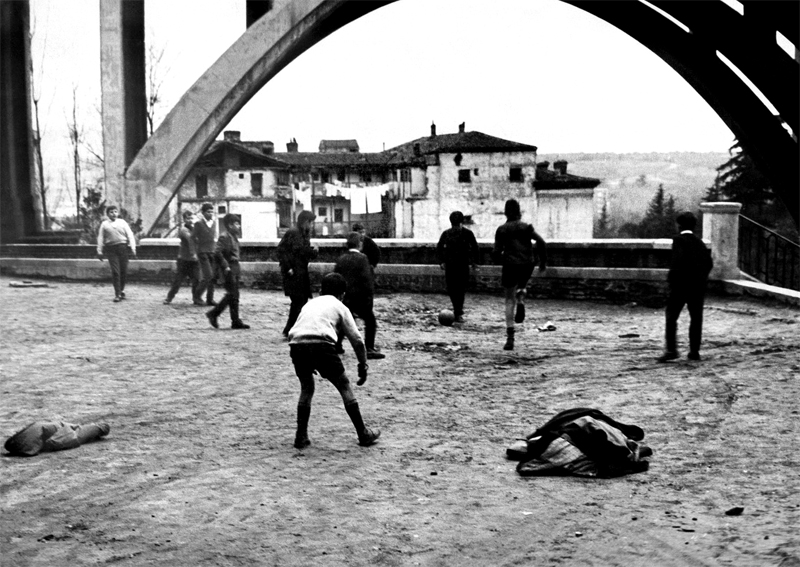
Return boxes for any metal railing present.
[739,215,800,291]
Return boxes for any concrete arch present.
[128,0,798,235]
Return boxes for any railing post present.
[700,202,742,280]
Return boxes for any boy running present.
[288,272,380,449]
[492,199,547,350]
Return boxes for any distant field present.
[539,152,729,229]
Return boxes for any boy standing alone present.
[288,272,380,449]
[206,214,250,330]
[437,211,479,322]
[97,205,137,302]
[658,211,713,362]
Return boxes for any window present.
[509,167,523,182]
[458,169,471,183]
[277,171,289,185]
[250,173,263,196]
[238,173,245,179]
[195,174,208,198]
[362,172,372,183]
[318,207,328,218]
[400,169,411,182]
[338,170,346,182]
[321,171,330,183]
[334,208,344,222]
[312,172,320,182]
[277,201,291,228]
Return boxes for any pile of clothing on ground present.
[4,421,110,457]
[506,408,652,478]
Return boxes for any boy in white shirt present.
[97,205,137,302]
[288,272,380,449]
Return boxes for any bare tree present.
[67,85,83,221]
[146,40,171,136]
[29,12,50,229]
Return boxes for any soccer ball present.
[438,309,455,326]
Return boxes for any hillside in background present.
[539,152,728,232]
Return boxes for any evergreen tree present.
[637,184,676,238]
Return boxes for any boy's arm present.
[124,221,137,256]
[342,307,368,366]
[532,229,547,270]
[491,227,504,264]
[469,230,479,266]
[96,221,105,257]
[215,234,231,272]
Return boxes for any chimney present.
[458,122,465,134]
[286,138,298,153]
[261,142,274,154]
[223,130,241,142]
[430,122,436,137]
[413,143,421,157]
[536,161,550,170]
[554,160,568,175]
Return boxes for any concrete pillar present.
[700,201,742,280]
[1,0,39,243]
[100,0,147,216]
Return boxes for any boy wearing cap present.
[288,272,380,449]
[658,211,714,362]
[277,210,318,337]
[206,213,250,330]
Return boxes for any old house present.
[384,123,601,240]
[176,125,601,240]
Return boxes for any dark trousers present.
[166,259,199,302]
[104,243,129,297]
[196,253,216,303]
[208,264,241,324]
[344,295,378,351]
[665,287,705,355]
[445,264,469,317]
[283,292,309,336]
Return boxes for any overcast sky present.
[31,0,736,207]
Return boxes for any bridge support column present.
[1,0,40,243]
[100,0,147,218]
[700,201,742,280]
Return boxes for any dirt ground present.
[1,275,799,566]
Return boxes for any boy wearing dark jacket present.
[437,211,479,322]
[164,210,201,305]
[658,211,714,362]
[206,214,249,330]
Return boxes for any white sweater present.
[288,295,363,348]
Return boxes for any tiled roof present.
[384,130,538,163]
[269,152,395,168]
[319,139,359,152]
[534,167,601,189]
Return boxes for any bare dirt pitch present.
[1,276,799,566]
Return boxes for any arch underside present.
[133,0,798,235]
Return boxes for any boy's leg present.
[290,345,317,448]
[687,293,705,358]
[661,290,684,360]
[504,286,516,350]
[118,250,129,294]
[283,293,308,336]
[331,372,380,446]
[106,247,122,298]
[165,260,183,302]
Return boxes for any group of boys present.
[97,198,712,450]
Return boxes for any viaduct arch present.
[1,0,797,243]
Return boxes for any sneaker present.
[514,303,525,324]
[367,349,386,360]
[293,434,311,449]
[657,351,679,363]
[687,352,701,361]
[503,338,514,351]
[358,428,381,447]
[163,299,172,305]
[113,296,122,303]
[231,321,250,330]
[119,291,126,299]
[454,315,464,323]
[193,299,206,306]
[206,311,219,329]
